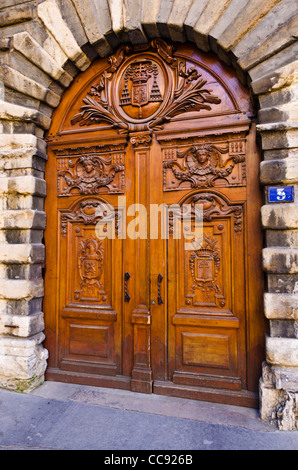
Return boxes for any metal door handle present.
[157,273,164,305]
[124,272,130,302]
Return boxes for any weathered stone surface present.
[270,319,298,338]
[0,133,47,154]
[123,0,148,44]
[0,333,47,392]
[251,61,298,96]
[183,0,209,40]
[264,293,298,320]
[0,100,51,130]
[0,297,43,316]
[71,0,112,55]
[192,0,233,52]
[167,0,194,42]
[261,203,298,230]
[0,209,46,230]
[266,335,298,367]
[259,378,282,420]
[12,32,73,88]
[0,64,60,107]
[0,4,33,27]
[260,158,298,184]
[56,0,89,47]
[249,42,298,83]
[266,230,298,248]
[141,0,161,39]
[260,365,298,430]
[257,122,298,150]
[0,243,45,264]
[217,0,283,52]
[107,0,124,37]
[0,311,44,337]
[271,365,298,391]
[208,0,249,53]
[0,176,46,197]
[233,0,298,71]
[263,247,298,274]
[258,104,298,125]
[0,279,44,299]
[258,84,298,110]
[0,0,32,9]
[37,1,91,71]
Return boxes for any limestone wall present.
[0,0,297,429]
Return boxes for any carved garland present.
[163,144,245,189]
[57,154,125,195]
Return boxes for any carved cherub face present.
[194,148,211,165]
[82,157,95,173]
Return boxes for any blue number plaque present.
[268,186,294,203]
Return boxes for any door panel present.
[44,41,265,407]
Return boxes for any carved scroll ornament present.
[57,153,125,196]
[163,143,245,190]
[71,40,221,134]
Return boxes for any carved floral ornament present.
[163,143,246,190]
[71,39,221,135]
[56,152,125,196]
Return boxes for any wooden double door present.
[44,42,265,407]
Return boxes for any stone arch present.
[0,0,297,429]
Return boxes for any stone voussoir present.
[0,64,61,108]
[37,0,91,71]
[12,31,74,88]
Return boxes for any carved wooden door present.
[45,42,265,407]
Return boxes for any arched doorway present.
[44,41,266,408]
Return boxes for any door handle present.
[157,273,164,305]
[124,272,130,302]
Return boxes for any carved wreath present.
[71,40,221,133]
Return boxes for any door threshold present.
[153,380,259,409]
[46,367,131,391]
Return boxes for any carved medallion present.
[119,59,163,119]
[71,39,221,134]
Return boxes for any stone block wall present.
[0,0,297,428]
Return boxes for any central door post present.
[129,132,153,393]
